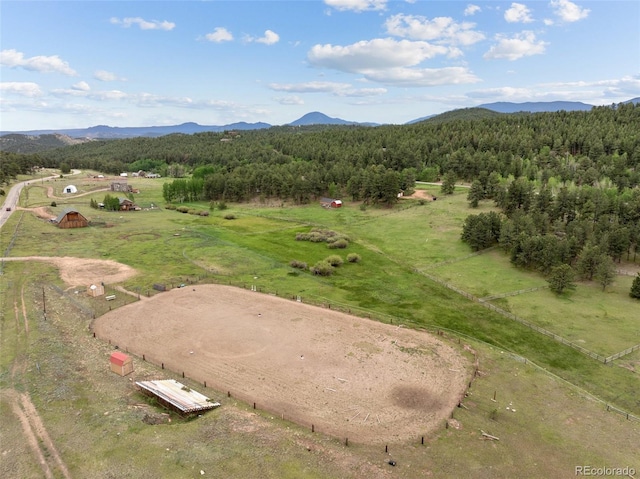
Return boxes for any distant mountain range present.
[477,100,596,114]
[2,99,639,149]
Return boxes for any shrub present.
[308,232,327,243]
[50,201,57,207]
[295,233,310,241]
[326,234,350,243]
[327,238,349,249]
[310,261,334,276]
[224,213,236,220]
[165,204,177,210]
[289,260,307,270]
[347,253,361,263]
[217,201,228,210]
[630,273,640,299]
[296,228,349,245]
[325,255,343,267]
[489,408,499,421]
[176,206,189,213]
[198,210,210,216]
[187,209,197,215]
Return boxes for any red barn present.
[320,198,342,208]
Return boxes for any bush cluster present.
[296,228,350,248]
[310,261,334,276]
[290,260,307,270]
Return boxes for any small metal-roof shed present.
[136,380,220,415]
[110,351,134,376]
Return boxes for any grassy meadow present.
[1,172,639,478]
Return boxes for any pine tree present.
[548,264,576,295]
[467,180,485,208]
[594,256,616,291]
[630,273,640,299]
[441,171,456,195]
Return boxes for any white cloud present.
[344,87,388,97]
[484,31,548,60]
[93,70,124,82]
[467,86,535,101]
[0,82,43,97]
[464,4,481,16]
[274,95,305,105]
[268,81,386,97]
[505,3,534,23]
[549,0,589,22]
[541,75,640,99]
[269,81,353,93]
[363,66,480,87]
[0,49,77,76]
[51,88,129,101]
[255,30,280,45]
[72,81,91,91]
[385,14,485,46]
[324,0,387,12]
[308,38,450,72]
[110,17,175,31]
[307,38,480,87]
[205,27,233,43]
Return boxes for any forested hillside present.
[3,103,639,294]
[14,103,637,198]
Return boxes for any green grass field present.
[1,173,639,478]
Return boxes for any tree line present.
[460,176,640,296]
[15,102,635,206]
[4,103,639,296]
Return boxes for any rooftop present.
[136,379,220,414]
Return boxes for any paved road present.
[0,170,80,230]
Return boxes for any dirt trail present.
[3,390,72,479]
[44,185,110,200]
[2,278,72,478]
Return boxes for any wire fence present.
[90,286,640,429]
[1,210,24,258]
[414,270,637,364]
[424,245,499,270]
[92,326,473,446]
[479,285,548,301]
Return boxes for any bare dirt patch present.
[405,189,435,201]
[24,206,57,221]
[93,284,470,444]
[1,257,138,288]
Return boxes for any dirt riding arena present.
[93,284,470,444]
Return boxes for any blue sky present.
[1,0,639,130]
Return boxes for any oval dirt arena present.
[93,284,470,444]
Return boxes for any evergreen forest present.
[2,104,640,296]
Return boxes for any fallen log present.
[480,430,500,441]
